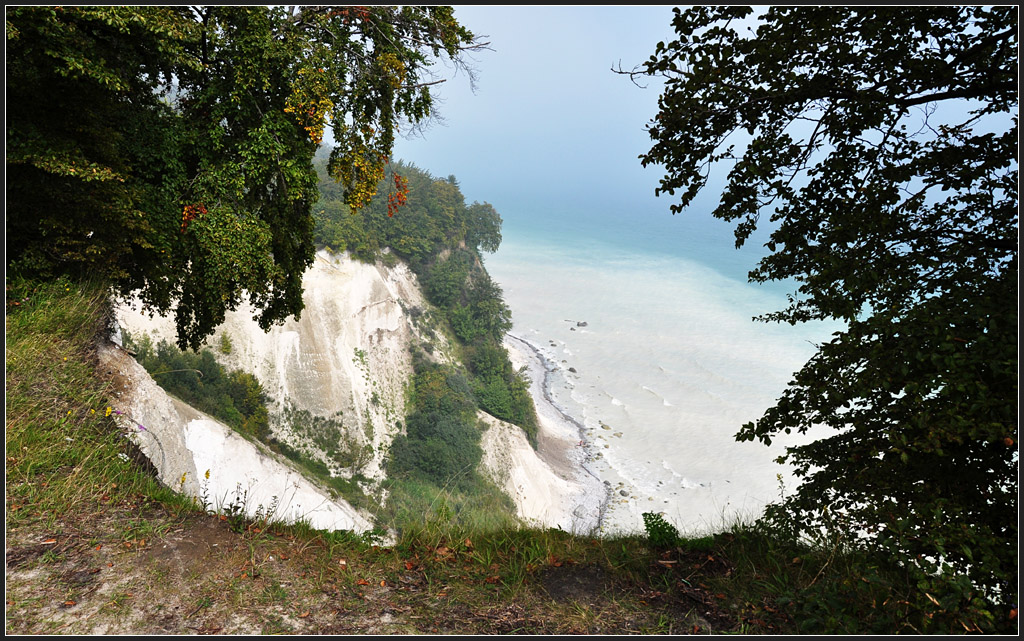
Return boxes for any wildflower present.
[205,469,211,480]
[105,407,112,417]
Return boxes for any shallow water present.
[485,214,840,536]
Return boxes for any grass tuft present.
[6,275,182,527]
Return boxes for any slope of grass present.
[5,275,189,528]
[8,274,1009,634]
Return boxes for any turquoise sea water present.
[485,204,841,536]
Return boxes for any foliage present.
[313,159,504,266]
[127,333,270,441]
[313,155,533,445]
[634,6,1017,630]
[6,6,481,350]
[388,411,483,491]
[641,512,680,549]
[389,359,483,491]
[468,343,538,445]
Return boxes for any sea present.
[483,204,843,537]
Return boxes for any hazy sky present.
[393,5,680,223]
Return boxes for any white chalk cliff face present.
[96,340,375,532]
[115,250,435,484]
[107,249,601,533]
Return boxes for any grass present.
[5,275,192,528]
[6,274,1014,635]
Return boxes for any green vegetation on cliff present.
[312,158,540,527]
[124,332,270,442]
[313,156,539,462]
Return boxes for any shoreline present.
[504,333,610,532]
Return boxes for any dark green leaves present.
[639,6,1017,628]
[7,6,481,351]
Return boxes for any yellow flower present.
[105,407,113,417]
[204,469,211,480]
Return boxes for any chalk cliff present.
[106,249,601,533]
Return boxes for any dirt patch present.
[6,501,754,635]
[540,563,610,603]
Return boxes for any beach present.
[484,230,841,538]
[496,334,608,534]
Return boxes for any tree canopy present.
[312,159,503,266]
[7,6,481,350]
[634,6,1017,630]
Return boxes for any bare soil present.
[5,498,752,635]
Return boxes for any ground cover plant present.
[7,276,1015,634]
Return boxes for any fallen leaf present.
[404,560,417,571]
[64,600,76,606]
[379,580,387,587]
[42,538,57,545]
[299,611,310,618]
[464,538,473,548]
[356,579,369,586]
[338,559,348,568]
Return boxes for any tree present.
[7,6,483,350]
[632,6,1017,629]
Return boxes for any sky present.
[392,5,681,226]
[390,5,785,284]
